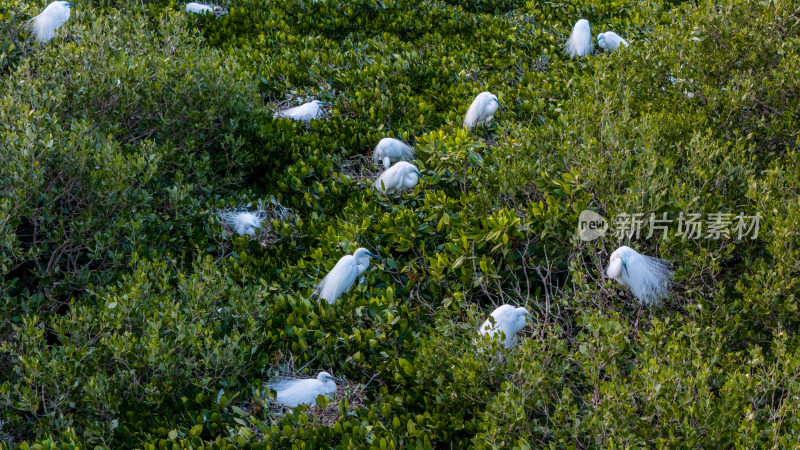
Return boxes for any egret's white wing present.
[373,138,414,168]
[464,94,490,128]
[30,2,71,43]
[626,252,671,305]
[186,2,214,13]
[317,255,360,303]
[274,102,321,122]
[271,378,317,407]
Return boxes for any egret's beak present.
[414,169,423,180]
[332,377,343,382]
[318,102,329,105]
[366,251,380,259]
[65,2,75,6]
[622,259,629,277]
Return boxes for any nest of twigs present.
[217,199,295,247]
[266,378,368,427]
[338,154,384,184]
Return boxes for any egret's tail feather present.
[634,255,672,305]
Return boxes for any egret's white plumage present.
[597,31,629,52]
[29,1,73,44]
[269,371,340,408]
[316,248,378,303]
[565,19,593,58]
[374,161,421,194]
[478,304,531,348]
[605,246,671,305]
[218,210,265,236]
[274,100,327,123]
[185,2,214,13]
[373,138,414,169]
[463,92,501,129]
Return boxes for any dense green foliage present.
[1,0,799,446]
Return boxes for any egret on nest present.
[373,138,415,169]
[273,100,327,123]
[374,161,421,195]
[218,210,265,237]
[185,2,213,13]
[315,248,379,304]
[605,246,672,305]
[597,31,629,52]
[29,1,74,44]
[478,304,531,348]
[464,92,501,129]
[565,19,593,58]
[269,371,341,408]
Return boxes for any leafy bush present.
[1,0,799,446]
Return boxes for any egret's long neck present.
[355,257,371,274]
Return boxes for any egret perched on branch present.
[597,31,629,52]
[218,210,265,237]
[464,92,501,129]
[374,162,421,195]
[478,304,531,348]
[269,372,341,408]
[315,248,379,303]
[29,1,74,44]
[605,246,672,305]
[373,138,414,169]
[274,100,327,123]
[565,19,593,58]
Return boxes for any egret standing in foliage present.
[316,248,379,303]
[565,19,593,58]
[464,92,501,129]
[373,138,415,169]
[478,304,531,348]
[273,100,327,123]
[29,1,73,44]
[374,162,421,195]
[218,210,265,237]
[605,246,672,305]
[597,31,629,52]
[269,372,341,408]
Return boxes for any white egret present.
[218,210,265,237]
[565,19,593,58]
[463,92,501,129]
[373,138,415,169]
[478,304,531,348]
[316,248,378,304]
[185,2,213,13]
[374,161,421,195]
[597,31,629,52]
[269,371,341,408]
[605,246,671,305]
[29,1,73,44]
[273,100,327,123]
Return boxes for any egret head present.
[64,2,75,7]
[353,247,379,260]
[596,33,605,47]
[606,245,633,280]
[317,371,342,382]
[491,94,501,107]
